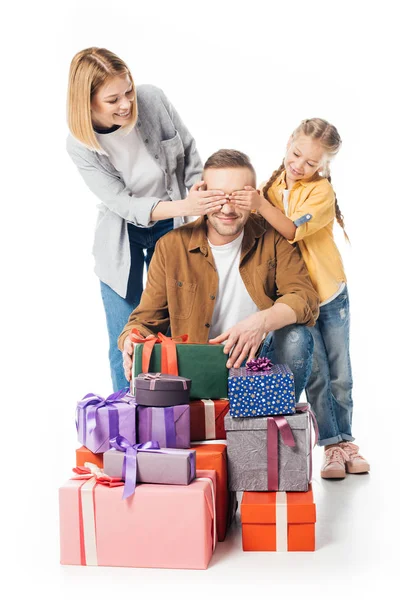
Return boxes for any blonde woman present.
[67,47,226,391]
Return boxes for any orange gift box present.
[241,484,316,551]
[76,446,104,468]
[190,399,229,441]
[191,442,235,541]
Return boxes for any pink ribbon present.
[267,416,295,490]
[72,463,125,488]
[141,372,188,391]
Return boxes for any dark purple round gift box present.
[134,372,192,407]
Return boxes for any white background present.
[2,1,399,598]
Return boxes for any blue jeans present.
[259,324,314,402]
[305,286,355,446]
[100,219,174,392]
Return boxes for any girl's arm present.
[231,181,335,243]
[257,198,296,240]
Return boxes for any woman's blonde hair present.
[262,118,349,241]
[67,47,137,153]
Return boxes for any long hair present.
[67,47,137,153]
[263,118,349,241]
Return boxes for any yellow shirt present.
[261,171,346,303]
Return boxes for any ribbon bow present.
[246,357,273,372]
[110,435,162,499]
[72,463,124,488]
[140,372,188,391]
[76,387,130,441]
[130,329,189,375]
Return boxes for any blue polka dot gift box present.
[228,358,296,418]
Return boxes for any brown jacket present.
[118,215,319,349]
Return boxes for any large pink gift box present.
[59,469,216,569]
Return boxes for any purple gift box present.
[135,372,191,407]
[76,389,136,453]
[103,445,196,488]
[137,405,190,449]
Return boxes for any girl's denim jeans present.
[259,324,314,403]
[305,285,355,446]
[100,219,173,392]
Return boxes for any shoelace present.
[324,446,349,464]
[339,442,365,461]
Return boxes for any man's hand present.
[230,186,262,212]
[183,181,228,216]
[209,312,267,368]
[122,336,134,381]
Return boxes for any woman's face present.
[90,74,135,129]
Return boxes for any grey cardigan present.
[66,84,203,298]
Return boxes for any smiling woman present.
[66,47,227,391]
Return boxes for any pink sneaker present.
[320,445,349,479]
[339,442,370,474]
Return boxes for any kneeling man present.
[118,150,319,400]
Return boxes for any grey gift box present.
[224,409,311,492]
[134,373,191,407]
[103,446,196,485]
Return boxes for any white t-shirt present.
[282,189,290,215]
[208,231,259,339]
[96,126,170,202]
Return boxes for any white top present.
[208,232,259,339]
[282,189,290,215]
[320,281,346,306]
[96,126,170,203]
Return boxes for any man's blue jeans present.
[259,324,314,402]
[304,285,355,446]
[100,219,173,392]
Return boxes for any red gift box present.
[190,399,229,441]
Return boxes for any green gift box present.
[133,343,229,399]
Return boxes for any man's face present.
[204,167,255,243]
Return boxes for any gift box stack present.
[59,331,235,570]
[59,332,319,569]
[225,357,318,552]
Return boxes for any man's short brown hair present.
[203,149,256,183]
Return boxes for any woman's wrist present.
[151,199,188,220]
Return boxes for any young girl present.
[231,118,370,479]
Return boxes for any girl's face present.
[284,135,326,185]
[90,74,135,129]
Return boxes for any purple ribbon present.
[267,415,295,490]
[76,387,130,445]
[110,435,161,499]
[245,357,273,372]
[110,435,196,498]
[165,406,177,448]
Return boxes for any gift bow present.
[72,462,124,488]
[110,435,162,499]
[140,372,188,391]
[130,329,189,375]
[246,357,273,372]
[76,387,130,443]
